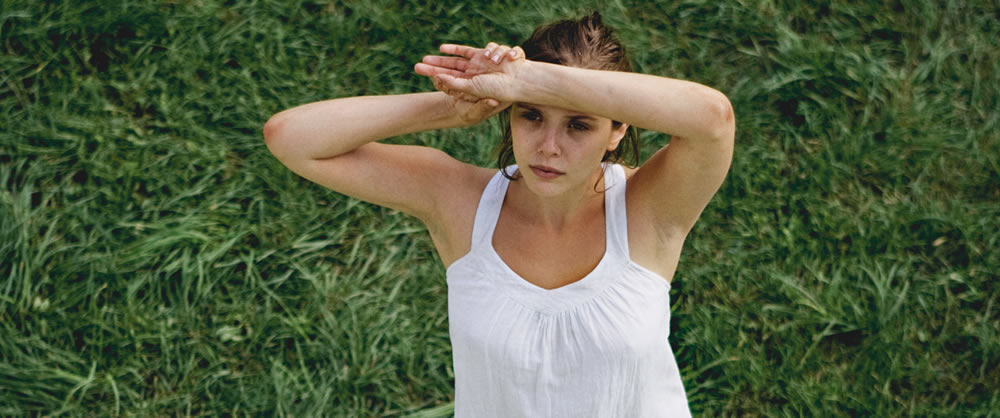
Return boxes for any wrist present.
[508,60,565,107]
[508,59,536,103]
[429,92,470,128]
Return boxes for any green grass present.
[1,0,997,415]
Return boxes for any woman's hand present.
[415,42,526,106]
[441,92,506,127]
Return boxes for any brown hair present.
[496,11,640,180]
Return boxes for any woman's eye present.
[569,122,589,131]
[520,112,541,121]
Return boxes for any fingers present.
[440,43,481,58]
[472,97,507,119]
[482,42,499,59]
[490,45,512,64]
[439,42,525,62]
[433,74,479,102]
[462,96,502,110]
[421,55,469,71]
[510,46,524,60]
[415,55,470,79]
[431,73,452,94]
[483,43,523,64]
[472,97,498,110]
[414,62,465,79]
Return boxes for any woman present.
[264,12,733,417]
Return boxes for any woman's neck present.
[506,167,606,231]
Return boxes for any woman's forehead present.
[514,102,602,122]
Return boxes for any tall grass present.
[2,0,997,415]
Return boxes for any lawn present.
[1,0,998,416]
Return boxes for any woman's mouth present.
[530,165,564,179]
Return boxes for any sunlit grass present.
[1,0,997,415]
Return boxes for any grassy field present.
[2,0,998,415]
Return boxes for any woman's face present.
[510,102,627,197]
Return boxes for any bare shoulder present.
[426,163,494,266]
[622,133,733,281]
[622,164,684,282]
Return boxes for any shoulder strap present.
[604,164,631,258]
[469,166,513,250]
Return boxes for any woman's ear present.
[607,122,629,151]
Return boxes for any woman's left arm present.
[417,44,735,237]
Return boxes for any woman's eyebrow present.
[516,103,541,113]
[517,104,596,121]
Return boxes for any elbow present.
[262,113,285,145]
[262,113,289,158]
[709,93,735,142]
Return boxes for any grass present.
[1,0,998,415]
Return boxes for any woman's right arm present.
[262,91,494,223]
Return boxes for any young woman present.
[264,12,733,417]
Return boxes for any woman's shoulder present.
[425,163,496,265]
[434,162,495,213]
[463,164,498,192]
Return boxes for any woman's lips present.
[530,165,564,179]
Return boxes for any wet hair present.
[496,11,640,180]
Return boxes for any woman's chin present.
[521,175,568,197]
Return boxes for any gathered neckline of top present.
[446,164,671,313]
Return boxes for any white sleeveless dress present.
[446,164,691,417]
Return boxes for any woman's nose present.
[539,128,561,156]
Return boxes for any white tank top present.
[446,164,691,417]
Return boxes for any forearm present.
[514,61,734,141]
[263,92,463,161]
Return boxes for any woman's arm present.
[520,62,736,238]
[264,92,500,160]
[515,62,733,146]
[419,44,735,237]
[263,91,501,222]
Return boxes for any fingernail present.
[492,55,500,63]
[484,49,491,57]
